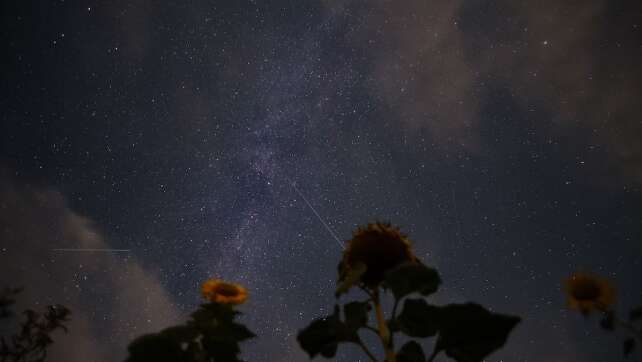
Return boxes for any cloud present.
[325,0,642,183]
[332,0,478,147]
[0,171,181,362]
[501,1,642,184]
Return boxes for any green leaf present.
[397,298,440,338]
[336,262,367,297]
[190,303,237,326]
[629,306,642,321]
[297,306,358,359]
[189,303,255,343]
[624,338,636,358]
[397,341,426,362]
[433,303,520,362]
[344,301,370,330]
[201,339,242,362]
[126,333,189,362]
[126,302,255,362]
[159,326,199,343]
[384,262,441,300]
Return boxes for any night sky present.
[2,1,642,361]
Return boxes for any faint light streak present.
[287,178,345,250]
[51,248,130,252]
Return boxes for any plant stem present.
[372,289,396,362]
[389,298,400,352]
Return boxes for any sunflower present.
[564,272,615,314]
[201,279,248,305]
[339,222,417,289]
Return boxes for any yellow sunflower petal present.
[201,279,248,305]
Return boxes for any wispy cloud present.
[325,0,642,183]
[0,170,181,362]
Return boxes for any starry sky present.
[1,1,642,361]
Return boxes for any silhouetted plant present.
[125,279,254,362]
[564,272,642,358]
[297,222,520,362]
[0,287,70,362]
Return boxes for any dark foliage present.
[0,288,70,362]
[126,303,254,362]
[396,341,425,362]
[299,260,520,362]
[431,303,520,362]
[383,262,441,300]
[297,306,360,359]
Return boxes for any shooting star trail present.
[52,248,131,252]
[287,178,345,250]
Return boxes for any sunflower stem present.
[372,289,396,362]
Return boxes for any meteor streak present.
[288,178,345,250]
[52,248,130,252]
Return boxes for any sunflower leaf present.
[201,339,243,362]
[159,325,199,343]
[432,303,520,362]
[336,262,367,297]
[126,302,254,362]
[297,306,359,359]
[397,340,426,362]
[384,262,441,300]
[126,333,189,362]
[190,303,237,326]
[396,298,440,338]
[344,301,370,331]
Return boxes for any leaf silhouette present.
[397,340,426,362]
[432,303,520,362]
[384,262,441,300]
[297,305,359,359]
[397,298,440,338]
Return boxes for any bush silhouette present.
[0,287,70,362]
